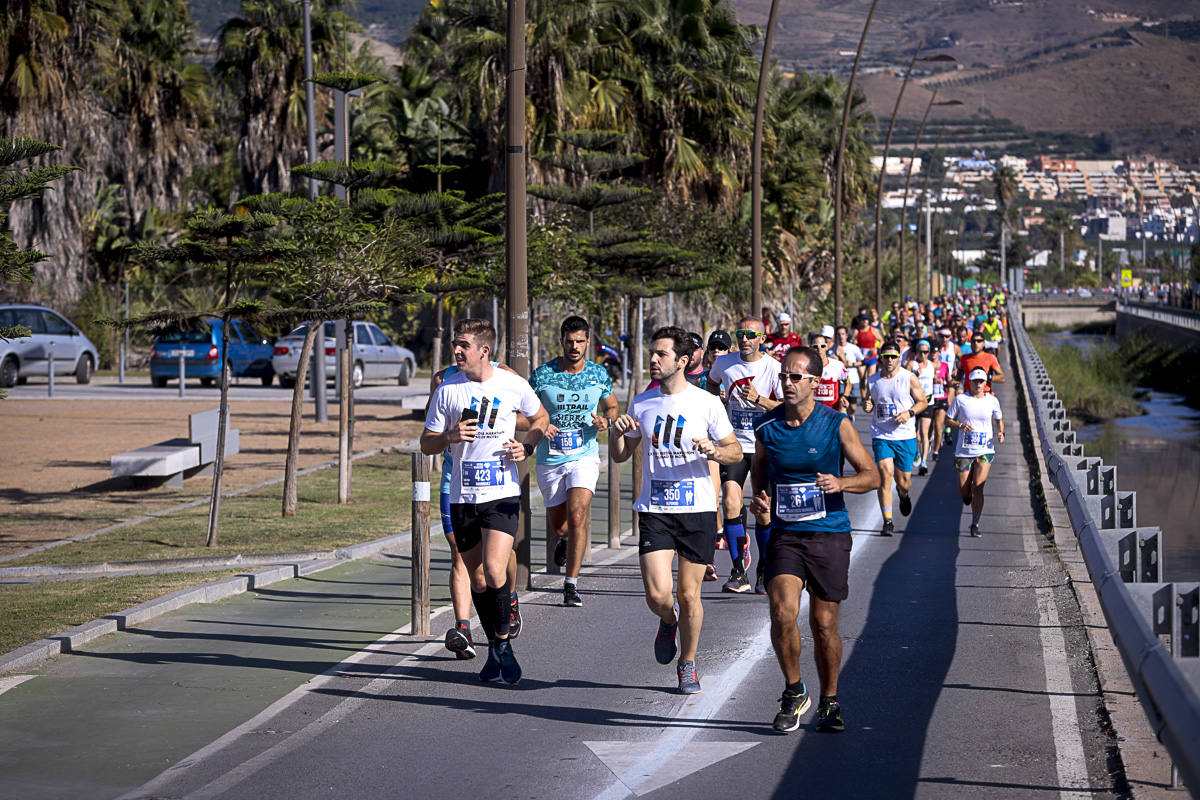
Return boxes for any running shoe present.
[739,546,753,574]
[654,618,679,665]
[962,491,972,506]
[677,660,702,695]
[478,642,502,682]
[772,684,811,733]
[553,536,568,568]
[508,593,522,639]
[754,562,767,595]
[880,520,895,537]
[722,571,751,593]
[715,534,728,550]
[816,697,845,732]
[918,462,928,476]
[899,493,912,517]
[930,451,939,462]
[970,523,981,538]
[495,639,521,685]
[445,622,477,660]
[563,582,583,607]
[704,563,718,582]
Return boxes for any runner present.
[981,309,1003,353]
[808,331,850,412]
[767,312,804,361]
[903,339,936,476]
[700,330,732,392]
[853,315,882,377]
[749,345,879,732]
[421,319,549,685]
[529,316,617,608]
[947,367,1005,537]
[863,340,928,536]
[610,326,741,694]
[707,316,783,593]
[833,325,864,421]
[955,331,1006,391]
[930,330,957,458]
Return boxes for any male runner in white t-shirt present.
[706,315,782,594]
[421,319,549,685]
[612,326,741,694]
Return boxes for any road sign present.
[1120,269,1133,287]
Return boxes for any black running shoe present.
[962,492,972,506]
[754,562,767,595]
[722,572,751,593]
[918,462,928,476]
[445,622,476,660]
[563,582,583,607]
[970,523,981,538]
[478,642,502,682]
[816,697,844,732]
[508,594,522,639]
[881,520,894,537]
[553,536,568,568]
[772,684,811,733]
[654,618,678,665]
[495,639,521,685]
[899,493,912,517]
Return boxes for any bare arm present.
[813,419,880,494]
[903,373,929,419]
[610,410,639,463]
[692,432,742,465]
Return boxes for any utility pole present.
[875,43,923,313]
[750,0,782,318]
[505,0,532,590]
[301,0,317,201]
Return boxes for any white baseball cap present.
[778,312,792,324]
[821,324,835,338]
[968,367,988,381]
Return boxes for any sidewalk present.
[0,370,1138,799]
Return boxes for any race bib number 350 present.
[776,483,827,523]
[462,460,504,488]
[651,479,695,508]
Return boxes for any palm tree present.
[993,164,1019,282]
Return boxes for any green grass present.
[6,452,414,567]
[1030,334,1143,422]
[0,571,245,654]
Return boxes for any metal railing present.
[1116,297,1200,333]
[1010,304,1200,791]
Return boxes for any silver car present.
[0,304,101,387]
[272,320,416,388]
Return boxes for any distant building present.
[871,156,921,175]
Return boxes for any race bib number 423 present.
[776,483,826,523]
[462,460,504,488]
[651,479,695,508]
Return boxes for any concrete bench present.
[111,408,239,488]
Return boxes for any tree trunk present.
[431,296,444,378]
[206,318,231,547]
[338,317,352,503]
[282,321,321,517]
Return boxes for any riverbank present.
[1029,324,1144,422]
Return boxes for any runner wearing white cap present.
[946,367,1005,537]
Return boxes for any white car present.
[272,321,416,389]
[0,304,100,387]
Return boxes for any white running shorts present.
[535,457,601,507]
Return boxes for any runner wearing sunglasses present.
[862,340,928,536]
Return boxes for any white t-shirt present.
[839,343,864,385]
[707,352,781,453]
[867,368,917,441]
[949,393,1002,457]
[625,384,734,514]
[426,367,543,503]
[814,357,849,406]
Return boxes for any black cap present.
[707,329,732,350]
[688,331,704,352]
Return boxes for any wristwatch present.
[523,442,535,456]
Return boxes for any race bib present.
[731,407,759,431]
[919,375,934,396]
[815,381,835,402]
[963,430,991,447]
[550,428,585,454]
[875,401,898,420]
[462,460,504,488]
[776,483,827,523]
[933,381,947,400]
[651,479,695,508]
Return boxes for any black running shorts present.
[449,497,520,551]
[638,512,718,566]
[719,454,753,488]
[765,530,852,602]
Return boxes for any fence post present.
[178,349,186,398]
[47,343,55,398]
[411,452,431,636]
[607,440,620,549]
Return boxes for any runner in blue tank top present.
[749,345,880,734]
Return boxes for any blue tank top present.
[753,403,851,534]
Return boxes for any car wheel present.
[0,357,17,388]
[152,375,168,388]
[74,354,93,384]
[200,377,215,387]
[352,361,364,389]
[397,360,412,386]
[279,374,296,389]
[261,369,274,387]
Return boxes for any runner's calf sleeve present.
[471,589,497,642]
[493,585,511,639]
[754,522,770,561]
[724,515,746,563]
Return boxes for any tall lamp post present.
[833,0,880,328]
[750,0,782,318]
[898,93,960,301]
[299,0,317,201]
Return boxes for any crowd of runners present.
[420,286,1011,733]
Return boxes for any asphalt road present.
[0,368,1123,799]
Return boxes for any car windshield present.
[158,324,212,344]
[286,321,337,338]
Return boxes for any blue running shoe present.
[478,642,502,682]
[495,639,522,686]
[654,618,678,665]
[677,661,702,695]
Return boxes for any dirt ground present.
[0,398,427,559]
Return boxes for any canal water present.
[1041,333,1200,580]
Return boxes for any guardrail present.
[1116,297,1200,333]
[1010,303,1200,792]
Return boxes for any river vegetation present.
[0,0,911,365]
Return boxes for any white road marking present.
[585,741,758,796]
[0,674,35,696]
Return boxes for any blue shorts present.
[872,437,918,473]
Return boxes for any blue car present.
[150,318,275,387]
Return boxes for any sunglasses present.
[972,339,985,344]
[917,349,930,354]
[735,330,762,340]
[781,372,819,383]
[879,353,899,359]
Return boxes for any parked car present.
[149,318,275,387]
[0,304,100,387]
[272,320,416,388]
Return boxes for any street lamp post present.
[751,0,782,318]
[833,0,880,327]
[898,93,960,302]
[301,0,317,201]
[874,42,922,314]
